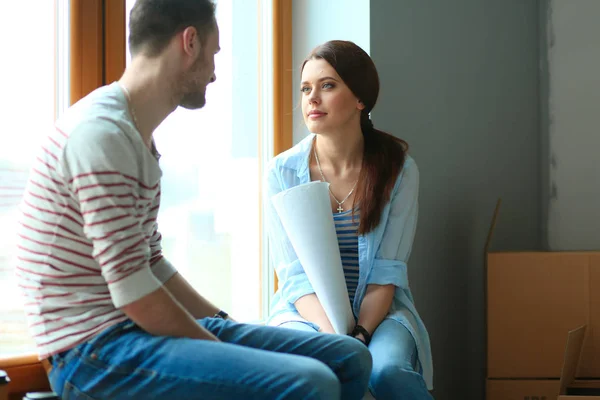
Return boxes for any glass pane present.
[125,0,263,322]
[0,1,69,357]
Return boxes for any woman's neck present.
[314,130,364,176]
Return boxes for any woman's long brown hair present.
[302,40,408,235]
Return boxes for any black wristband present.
[214,310,228,319]
[351,325,372,346]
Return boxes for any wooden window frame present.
[1,0,291,395]
[70,0,125,105]
[273,0,293,157]
[0,1,125,398]
[272,0,293,293]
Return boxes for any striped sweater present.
[15,83,177,359]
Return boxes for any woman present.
[264,40,433,399]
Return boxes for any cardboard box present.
[486,379,560,400]
[486,200,600,379]
[486,326,600,399]
[558,326,600,399]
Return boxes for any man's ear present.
[181,26,201,58]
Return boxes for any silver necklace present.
[119,83,139,129]
[119,83,158,157]
[313,144,358,213]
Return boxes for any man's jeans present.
[48,318,372,399]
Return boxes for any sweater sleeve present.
[59,120,165,308]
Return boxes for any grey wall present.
[545,0,600,251]
[370,2,541,399]
[540,1,550,251]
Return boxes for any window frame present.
[0,0,125,396]
[0,0,293,396]
[271,0,293,293]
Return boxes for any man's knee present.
[294,359,341,399]
[340,336,373,373]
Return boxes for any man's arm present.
[163,272,235,321]
[121,285,219,340]
[62,123,221,340]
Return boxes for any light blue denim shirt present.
[264,134,433,390]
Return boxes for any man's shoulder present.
[57,84,137,155]
[59,84,124,129]
[52,85,145,180]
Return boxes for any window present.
[124,0,275,323]
[0,0,282,363]
[0,0,70,357]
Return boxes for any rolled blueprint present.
[271,181,354,334]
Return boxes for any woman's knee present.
[370,363,430,399]
[369,320,418,372]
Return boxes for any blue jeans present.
[48,318,372,399]
[280,319,432,400]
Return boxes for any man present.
[15,0,372,398]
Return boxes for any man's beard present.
[180,88,207,110]
[178,57,208,110]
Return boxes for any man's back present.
[16,83,175,359]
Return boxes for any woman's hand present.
[353,332,367,344]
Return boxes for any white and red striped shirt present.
[15,83,177,359]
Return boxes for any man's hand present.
[121,286,218,341]
[164,273,222,319]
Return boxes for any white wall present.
[546,0,600,250]
[292,0,370,144]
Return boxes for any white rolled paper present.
[271,181,354,335]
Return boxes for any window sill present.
[0,353,50,399]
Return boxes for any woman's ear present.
[357,100,366,111]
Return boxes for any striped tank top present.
[333,209,360,305]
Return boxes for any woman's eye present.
[301,86,310,93]
[323,83,334,89]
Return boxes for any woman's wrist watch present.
[350,325,372,346]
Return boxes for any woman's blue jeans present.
[280,318,432,400]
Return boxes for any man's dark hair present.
[129,0,216,57]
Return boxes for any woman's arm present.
[354,158,420,341]
[354,284,395,341]
[264,162,318,313]
[295,294,336,333]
